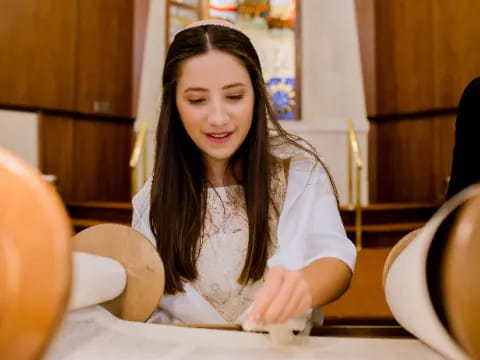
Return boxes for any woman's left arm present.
[301,257,352,307]
[248,161,356,325]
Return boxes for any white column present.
[135,0,166,186]
[283,0,369,205]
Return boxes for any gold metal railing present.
[347,118,364,250]
[129,119,148,197]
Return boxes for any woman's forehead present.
[177,50,251,90]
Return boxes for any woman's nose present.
[207,101,228,127]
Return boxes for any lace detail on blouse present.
[192,161,287,323]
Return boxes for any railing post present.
[348,135,353,208]
[129,119,148,197]
[356,165,363,250]
[346,118,363,250]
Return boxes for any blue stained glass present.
[267,77,295,120]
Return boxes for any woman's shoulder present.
[131,177,157,246]
[269,132,332,185]
[132,177,152,215]
[269,132,317,162]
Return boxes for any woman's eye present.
[188,98,205,105]
[227,94,244,100]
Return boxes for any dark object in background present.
[446,77,480,199]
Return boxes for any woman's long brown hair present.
[150,24,335,294]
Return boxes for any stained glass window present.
[166,0,301,119]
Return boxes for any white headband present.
[174,19,245,37]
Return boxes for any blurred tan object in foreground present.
[384,184,480,360]
[0,147,72,360]
[0,147,164,360]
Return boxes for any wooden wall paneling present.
[70,117,132,202]
[38,114,74,199]
[433,0,480,109]
[374,0,435,115]
[0,0,76,110]
[133,0,151,117]
[433,114,456,201]
[76,0,133,117]
[375,117,436,202]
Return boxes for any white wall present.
[0,110,39,169]
[136,0,369,204]
[134,0,166,183]
[135,0,166,131]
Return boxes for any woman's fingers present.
[276,279,311,324]
[263,270,301,323]
[249,266,313,324]
[248,266,284,321]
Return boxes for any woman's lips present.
[205,131,233,144]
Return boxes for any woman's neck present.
[205,158,240,187]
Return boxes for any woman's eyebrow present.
[222,82,247,90]
[184,87,208,93]
[184,83,246,93]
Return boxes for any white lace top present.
[133,140,356,326]
[191,161,287,323]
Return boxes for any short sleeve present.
[302,165,357,271]
[131,178,156,247]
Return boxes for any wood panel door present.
[75,0,133,117]
[371,115,456,203]
[354,0,480,202]
[39,114,74,199]
[39,114,133,202]
[0,0,76,110]
[433,0,480,109]
[358,0,480,114]
[373,0,435,116]
[69,117,132,202]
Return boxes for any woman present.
[132,19,356,329]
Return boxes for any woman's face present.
[176,49,254,171]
